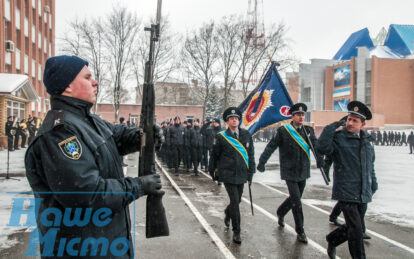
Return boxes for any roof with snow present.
[333,24,414,60]
[0,73,39,101]
[384,24,414,56]
[333,28,374,60]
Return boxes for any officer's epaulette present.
[39,110,65,134]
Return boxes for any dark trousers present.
[277,180,306,234]
[13,134,19,149]
[201,147,209,168]
[330,201,367,232]
[20,132,27,147]
[191,146,202,172]
[224,183,244,234]
[184,146,192,170]
[330,202,342,220]
[410,143,414,154]
[172,145,183,172]
[327,202,367,259]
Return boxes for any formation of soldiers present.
[370,130,410,146]
[5,115,41,151]
[157,116,222,177]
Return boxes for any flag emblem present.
[280,106,291,117]
[239,62,294,135]
[243,90,273,127]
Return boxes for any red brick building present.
[0,0,55,148]
[96,103,204,124]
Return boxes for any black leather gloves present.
[257,163,265,172]
[139,174,164,196]
[153,124,164,151]
[331,115,347,129]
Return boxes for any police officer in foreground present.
[25,55,164,258]
[317,101,378,259]
[209,107,255,244]
[257,103,322,243]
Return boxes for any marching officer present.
[169,116,184,175]
[201,118,211,170]
[408,131,414,154]
[317,101,378,259]
[189,119,203,175]
[209,107,255,244]
[183,120,192,172]
[257,103,322,243]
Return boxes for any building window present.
[7,100,26,120]
[49,43,52,55]
[16,49,21,70]
[32,59,36,77]
[6,52,12,65]
[38,0,41,16]
[44,99,50,112]
[49,13,52,29]
[24,54,29,74]
[15,8,21,30]
[44,38,47,53]
[31,101,35,111]
[32,24,36,43]
[38,63,42,80]
[32,0,36,8]
[38,32,41,49]
[24,17,29,37]
[38,98,42,112]
[5,0,11,21]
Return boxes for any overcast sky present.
[55,0,413,64]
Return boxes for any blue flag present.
[238,62,294,135]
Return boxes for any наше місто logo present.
[6,192,136,257]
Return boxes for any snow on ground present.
[253,140,414,228]
[0,132,413,250]
[0,177,33,250]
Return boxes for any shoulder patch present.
[58,136,82,160]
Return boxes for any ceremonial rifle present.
[138,0,169,238]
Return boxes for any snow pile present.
[0,178,33,250]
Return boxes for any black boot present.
[363,232,371,240]
[224,213,230,228]
[297,232,308,243]
[278,216,285,228]
[327,242,336,259]
[233,232,241,244]
[329,217,341,226]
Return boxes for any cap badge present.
[231,109,235,114]
[299,107,303,111]
[354,107,359,112]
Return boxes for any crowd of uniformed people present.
[17,54,396,259]
[157,116,222,177]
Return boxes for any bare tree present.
[214,15,244,113]
[238,22,297,97]
[104,6,141,122]
[58,18,110,113]
[181,22,219,118]
[132,16,180,103]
